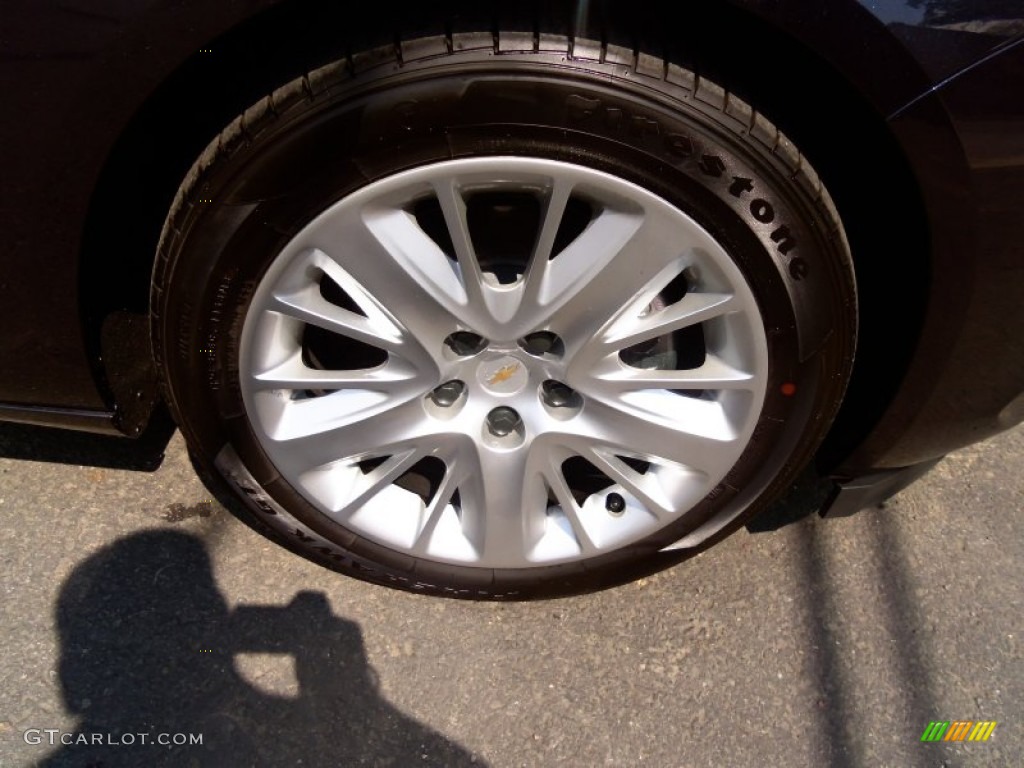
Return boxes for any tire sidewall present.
[158,54,852,597]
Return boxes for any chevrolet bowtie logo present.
[487,363,520,386]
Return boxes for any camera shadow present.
[42,530,482,767]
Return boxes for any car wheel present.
[152,33,856,598]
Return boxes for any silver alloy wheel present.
[240,157,768,568]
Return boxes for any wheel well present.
[80,0,930,460]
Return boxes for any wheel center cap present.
[478,355,529,395]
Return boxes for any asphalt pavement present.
[1,420,1021,767]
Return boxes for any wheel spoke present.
[325,449,424,518]
[457,444,548,564]
[554,398,739,477]
[311,250,406,341]
[538,210,704,349]
[251,352,417,392]
[267,395,437,469]
[521,177,574,305]
[268,284,403,355]
[432,178,487,309]
[432,177,529,326]
[577,447,672,517]
[410,460,467,555]
[518,206,647,330]
[539,452,597,554]
[351,207,470,352]
[585,354,755,393]
[602,292,738,351]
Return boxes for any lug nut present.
[519,331,563,358]
[445,331,487,357]
[429,380,465,407]
[486,406,521,437]
[605,492,626,514]
[541,379,579,408]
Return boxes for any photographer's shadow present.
[45,530,481,767]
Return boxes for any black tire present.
[152,32,856,599]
